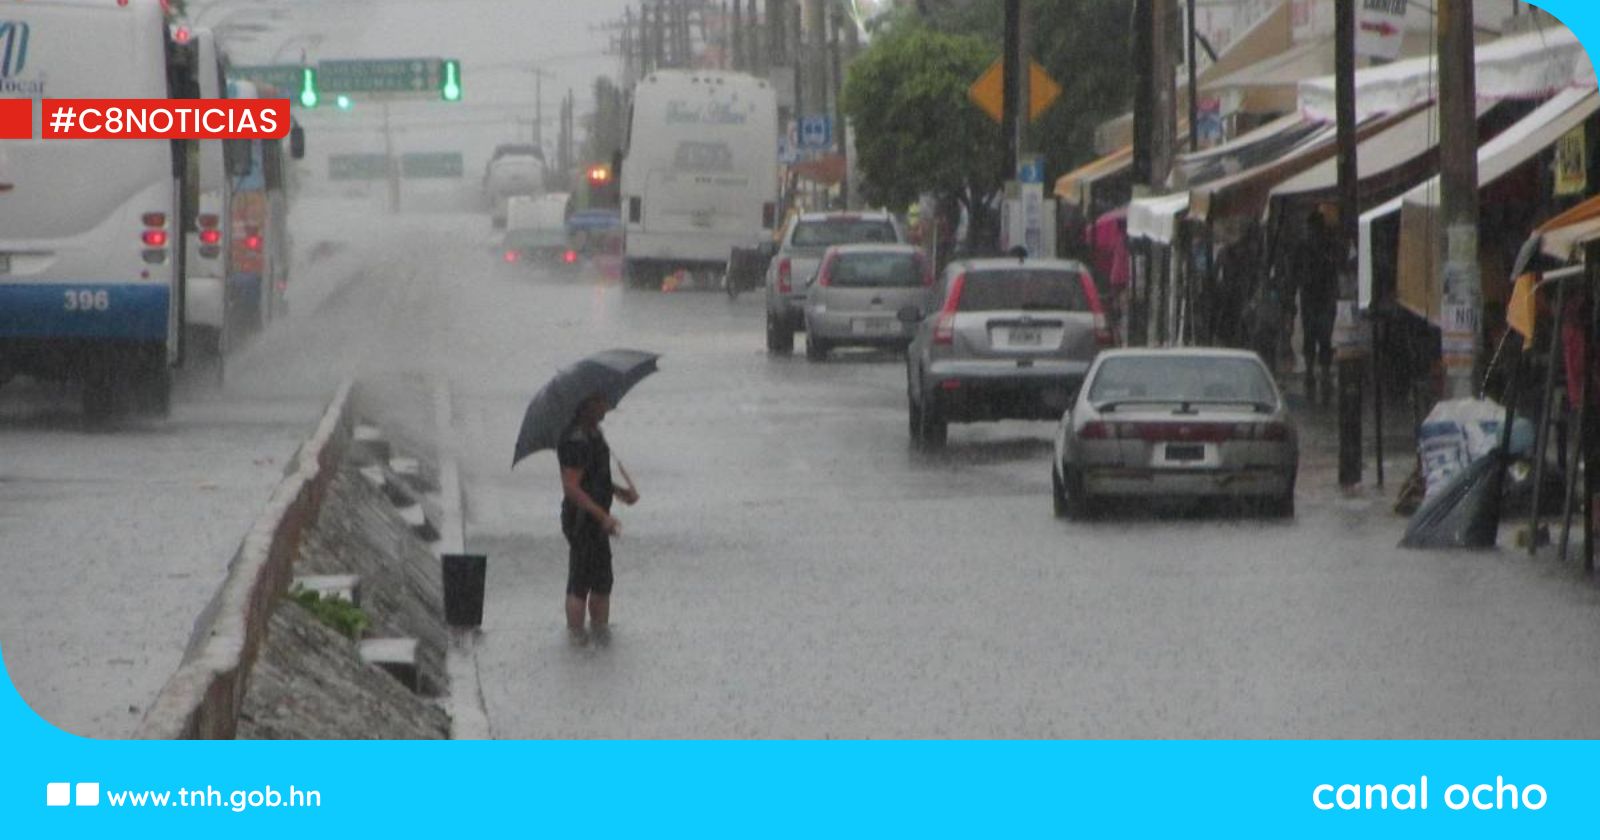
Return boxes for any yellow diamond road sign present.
[968,58,1063,123]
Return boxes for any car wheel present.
[766,312,794,355]
[1266,490,1296,519]
[805,334,828,362]
[1055,464,1090,520]
[919,398,947,450]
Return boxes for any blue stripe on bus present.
[0,284,170,341]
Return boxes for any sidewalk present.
[1278,370,1421,516]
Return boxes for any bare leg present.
[589,594,610,628]
[566,594,586,632]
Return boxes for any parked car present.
[904,256,1111,448]
[803,244,934,360]
[1051,348,1298,519]
[765,211,903,355]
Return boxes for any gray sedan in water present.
[803,244,933,360]
[1052,348,1298,519]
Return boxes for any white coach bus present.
[0,0,200,416]
[620,69,778,289]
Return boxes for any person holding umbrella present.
[513,349,659,645]
[557,393,639,644]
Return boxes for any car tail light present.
[933,273,966,345]
[563,249,579,264]
[141,229,168,247]
[1080,421,1112,440]
[1094,312,1115,347]
[503,250,519,263]
[776,257,792,294]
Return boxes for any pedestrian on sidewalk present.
[1295,208,1339,404]
[557,394,639,645]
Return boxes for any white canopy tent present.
[1299,25,1595,122]
[1356,86,1600,311]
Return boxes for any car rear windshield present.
[791,219,898,248]
[828,252,924,288]
[957,269,1089,312]
[1088,357,1278,407]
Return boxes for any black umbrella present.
[512,348,660,467]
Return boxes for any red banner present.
[38,99,290,140]
[0,99,31,140]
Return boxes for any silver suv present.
[903,256,1112,448]
[765,211,903,355]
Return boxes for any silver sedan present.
[1052,348,1298,519]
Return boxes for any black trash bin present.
[442,553,487,627]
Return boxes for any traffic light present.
[586,164,612,186]
[440,59,462,102]
[335,94,352,111]
[299,66,319,108]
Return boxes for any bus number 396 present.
[63,290,111,312]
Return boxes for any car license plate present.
[853,317,894,335]
[1008,326,1042,346]
[0,254,9,274]
[1165,443,1205,462]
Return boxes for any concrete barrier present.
[136,380,356,739]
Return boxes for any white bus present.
[0,0,199,416]
[183,26,237,360]
[620,69,778,289]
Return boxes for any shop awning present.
[1054,146,1132,210]
[1126,192,1192,245]
[1093,1,1292,154]
[1270,99,1494,204]
[1170,112,1320,189]
[1536,194,1600,262]
[1299,25,1595,121]
[1202,31,1437,117]
[1356,87,1599,311]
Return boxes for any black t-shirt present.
[557,423,613,530]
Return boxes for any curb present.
[136,380,356,740]
[433,377,492,740]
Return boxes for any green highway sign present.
[229,64,305,93]
[329,153,389,181]
[318,58,442,95]
[401,152,465,179]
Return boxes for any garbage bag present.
[1400,448,1506,549]
[1417,398,1532,501]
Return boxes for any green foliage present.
[289,589,370,641]
[841,23,1001,226]
[584,76,628,165]
[853,0,1137,185]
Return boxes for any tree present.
[900,0,1138,176]
[841,23,1001,249]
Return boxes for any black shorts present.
[565,524,614,598]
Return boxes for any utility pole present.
[749,0,762,74]
[1438,0,1481,399]
[731,0,743,71]
[789,2,803,120]
[829,0,845,207]
[1000,0,1020,197]
[1186,0,1198,152]
[535,72,543,153]
[1335,0,1362,486]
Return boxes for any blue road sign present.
[1017,156,1045,185]
[798,115,832,150]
